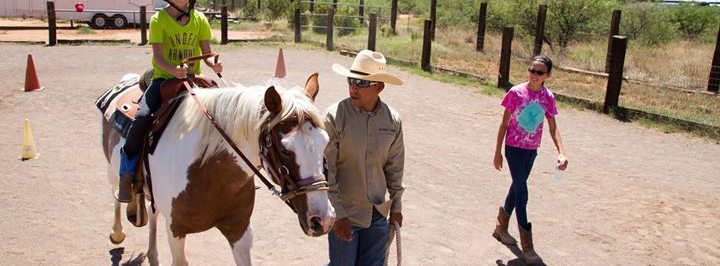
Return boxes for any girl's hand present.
[209,61,223,74]
[493,152,504,171]
[174,66,188,79]
[557,154,568,170]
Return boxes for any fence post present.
[708,26,720,93]
[47,1,56,46]
[139,6,147,45]
[359,0,365,24]
[422,20,433,72]
[257,0,261,9]
[390,0,398,34]
[310,0,314,13]
[368,14,377,51]
[476,2,487,52]
[605,10,621,73]
[327,7,334,51]
[604,36,628,114]
[498,26,514,90]
[294,9,301,43]
[332,0,337,10]
[533,4,547,56]
[430,0,437,41]
[220,6,228,44]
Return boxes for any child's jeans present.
[503,145,537,231]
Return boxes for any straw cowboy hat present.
[332,50,404,86]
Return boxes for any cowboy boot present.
[116,147,138,203]
[492,207,518,245]
[518,223,542,265]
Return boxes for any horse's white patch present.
[280,121,335,234]
[148,127,203,215]
[231,224,254,265]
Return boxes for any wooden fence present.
[26,2,720,137]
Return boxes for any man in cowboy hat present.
[323,50,405,265]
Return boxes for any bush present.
[310,4,361,36]
[545,0,618,50]
[263,0,290,21]
[622,3,678,46]
[670,3,720,39]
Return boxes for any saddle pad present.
[95,74,140,117]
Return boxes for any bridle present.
[258,115,329,203]
[178,53,328,211]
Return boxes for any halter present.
[258,115,329,204]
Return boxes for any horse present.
[98,72,336,265]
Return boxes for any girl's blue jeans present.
[503,145,537,232]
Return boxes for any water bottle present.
[554,165,564,181]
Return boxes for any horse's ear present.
[264,86,282,116]
[304,72,319,102]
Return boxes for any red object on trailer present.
[74,2,84,12]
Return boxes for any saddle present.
[115,68,218,227]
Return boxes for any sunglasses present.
[347,77,378,88]
[527,67,547,76]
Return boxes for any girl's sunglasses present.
[527,67,546,76]
[347,77,378,88]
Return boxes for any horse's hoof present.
[110,232,126,244]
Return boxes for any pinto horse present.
[98,73,335,265]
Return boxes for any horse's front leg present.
[147,210,160,266]
[109,196,126,244]
[166,222,189,266]
[230,224,254,266]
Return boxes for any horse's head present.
[259,73,335,237]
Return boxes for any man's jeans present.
[328,208,388,266]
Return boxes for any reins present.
[181,79,282,197]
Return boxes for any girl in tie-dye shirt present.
[491,55,568,265]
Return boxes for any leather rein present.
[180,79,328,203]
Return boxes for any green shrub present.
[263,0,290,21]
[622,3,678,46]
[670,3,720,39]
[545,0,618,50]
[310,4,362,36]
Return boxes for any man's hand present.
[332,218,353,241]
[389,212,403,228]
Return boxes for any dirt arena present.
[0,43,719,265]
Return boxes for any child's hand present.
[174,66,188,79]
[493,152,503,171]
[557,154,568,170]
[209,61,223,74]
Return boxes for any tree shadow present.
[494,243,546,266]
[109,247,146,266]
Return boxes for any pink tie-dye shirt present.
[501,82,558,150]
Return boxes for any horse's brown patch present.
[169,150,255,245]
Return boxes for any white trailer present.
[1,0,166,28]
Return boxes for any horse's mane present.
[169,83,323,165]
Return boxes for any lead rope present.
[384,221,402,266]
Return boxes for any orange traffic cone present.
[20,119,38,161]
[274,48,286,78]
[24,54,44,92]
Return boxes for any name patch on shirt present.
[379,128,396,134]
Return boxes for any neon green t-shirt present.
[149,9,212,80]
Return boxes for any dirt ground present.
[0,43,719,266]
